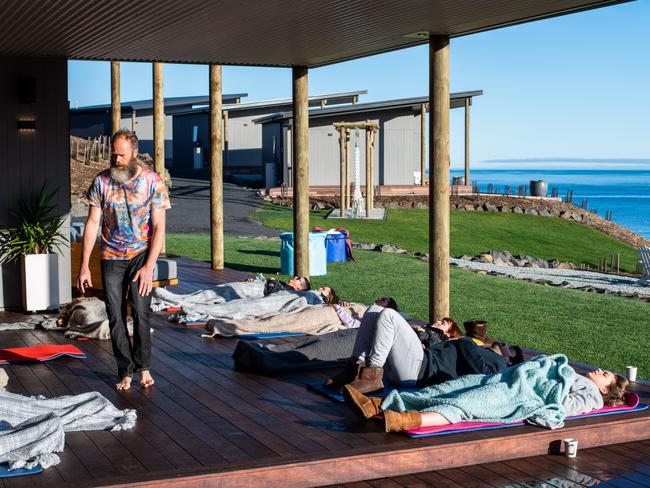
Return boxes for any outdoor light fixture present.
[17,119,36,131]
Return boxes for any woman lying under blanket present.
[153,286,325,323]
[150,275,311,313]
[342,354,628,432]
[324,302,522,394]
[202,299,367,338]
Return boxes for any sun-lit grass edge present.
[167,233,649,378]
[254,204,639,272]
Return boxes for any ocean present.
[448,168,650,239]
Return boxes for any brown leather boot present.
[342,384,383,419]
[323,361,364,390]
[345,366,384,394]
[383,410,422,433]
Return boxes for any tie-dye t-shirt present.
[86,167,171,260]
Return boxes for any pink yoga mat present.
[0,344,86,364]
[403,392,642,436]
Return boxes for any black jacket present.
[416,337,506,387]
[263,279,289,296]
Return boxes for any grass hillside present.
[255,205,639,272]
[167,234,649,378]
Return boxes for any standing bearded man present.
[77,129,170,390]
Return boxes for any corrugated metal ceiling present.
[0,0,625,66]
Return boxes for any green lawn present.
[167,234,649,378]
[255,205,639,272]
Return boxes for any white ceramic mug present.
[564,438,578,458]
[626,366,638,382]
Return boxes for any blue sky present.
[68,1,649,168]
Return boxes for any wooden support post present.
[421,103,426,185]
[209,64,224,270]
[292,66,309,277]
[131,109,136,133]
[111,61,120,134]
[464,97,470,186]
[153,62,165,254]
[429,34,451,322]
[345,131,350,209]
[370,128,377,211]
[338,128,345,213]
[223,110,229,169]
[365,128,372,217]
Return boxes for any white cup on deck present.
[564,438,578,458]
[626,366,638,382]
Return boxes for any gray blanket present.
[0,389,136,470]
[152,287,324,322]
[233,328,359,373]
[150,280,266,312]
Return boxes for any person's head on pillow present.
[432,317,463,339]
[317,286,339,305]
[586,368,628,406]
[288,276,311,291]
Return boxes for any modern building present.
[171,91,366,181]
[70,94,246,163]
[255,91,482,188]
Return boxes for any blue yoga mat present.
[0,465,43,478]
[237,332,307,340]
[306,380,419,402]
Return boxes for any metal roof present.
[253,91,483,124]
[72,94,247,113]
[0,1,626,67]
[172,90,368,117]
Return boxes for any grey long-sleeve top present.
[562,374,604,417]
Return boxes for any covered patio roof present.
[0,0,626,67]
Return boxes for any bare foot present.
[116,377,132,391]
[140,370,155,388]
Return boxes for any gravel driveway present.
[451,258,650,298]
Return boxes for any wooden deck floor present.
[1,256,649,487]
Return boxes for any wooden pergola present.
[0,0,625,321]
[333,121,379,217]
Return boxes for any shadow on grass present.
[224,261,279,274]
[237,249,281,257]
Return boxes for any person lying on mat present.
[342,354,629,433]
[323,303,511,394]
[263,276,311,295]
[244,275,311,296]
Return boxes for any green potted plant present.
[0,183,68,311]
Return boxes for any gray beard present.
[110,161,139,183]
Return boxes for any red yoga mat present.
[0,344,87,364]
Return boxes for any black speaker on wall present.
[17,76,36,104]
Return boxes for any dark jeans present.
[101,251,152,378]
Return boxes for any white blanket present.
[0,389,136,470]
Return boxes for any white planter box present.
[21,254,60,312]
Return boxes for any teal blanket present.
[381,354,575,429]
